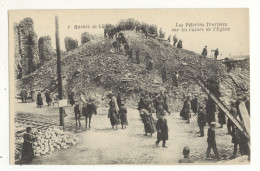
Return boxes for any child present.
[178,146,194,163]
[119,102,128,129]
[206,122,220,160]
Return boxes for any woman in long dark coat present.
[36,92,43,108]
[218,108,226,128]
[155,113,168,148]
[21,127,35,164]
[45,90,52,106]
[140,109,156,136]
[107,92,120,129]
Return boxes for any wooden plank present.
[239,102,250,136]
[195,76,249,140]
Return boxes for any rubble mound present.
[16,31,249,108]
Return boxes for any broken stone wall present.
[81,32,92,44]
[64,37,78,51]
[38,36,55,65]
[14,18,40,77]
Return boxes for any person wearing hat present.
[178,146,194,163]
[206,122,220,160]
[21,127,35,164]
[119,102,128,129]
[155,112,168,148]
[107,91,120,129]
[84,97,97,130]
[197,105,206,137]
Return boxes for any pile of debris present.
[17,30,249,108]
[15,123,79,161]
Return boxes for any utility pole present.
[55,16,64,128]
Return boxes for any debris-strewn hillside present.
[16,31,249,108]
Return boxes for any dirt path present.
[15,100,235,164]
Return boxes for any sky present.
[9,9,249,59]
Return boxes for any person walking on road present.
[20,87,28,103]
[74,103,81,127]
[140,109,157,136]
[45,89,52,106]
[107,91,120,129]
[155,113,168,148]
[206,122,220,160]
[119,102,128,129]
[197,105,206,137]
[36,91,43,108]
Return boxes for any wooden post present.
[195,76,249,140]
[55,16,64,128]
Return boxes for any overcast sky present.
[9,9,249,59]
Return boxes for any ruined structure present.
[14,18,40,78]
[81,32,92,44]
[64,37,78,51]
[38,36,55,65]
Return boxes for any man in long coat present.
[155,113,168,148]
[206,96,216,125]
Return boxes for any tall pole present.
[55,16,64,128]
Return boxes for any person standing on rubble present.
[147,58,153,73]
[172,71,179,87]
[128,48,133,62]
[202,46,208,57]
[135,48,141,64]
[161,67,167,84]
[177,39,183,49]
[107,91,120,129]
[214,48,219,60]
[173,34,178,46]
[206,122,220,160]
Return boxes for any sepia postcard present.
[9,9,250,165]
